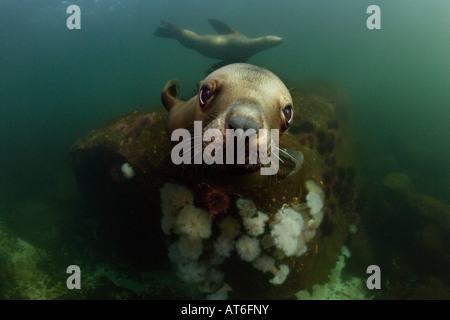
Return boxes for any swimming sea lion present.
[154,20,282,69]
[161,63,295,174]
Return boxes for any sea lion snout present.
[225,103,262,131]
[266,35,283,44]
[227,115,260,133]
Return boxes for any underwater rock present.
[407,193,450,272]
[383,172,415,194]
[405,193,450,232]
[0,220,65,299]
[69,80,358,299]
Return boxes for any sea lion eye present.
[283,104,294,124]
[199,85,214,107]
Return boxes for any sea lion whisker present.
[278,148,298,164]
[268,147,284,164]
[279,148,304,178]
[188,141,212,167]
[164,137,193,158]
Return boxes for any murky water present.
[0,0,448,300]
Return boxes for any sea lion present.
[161,63,295,174]
[154,20,282,69]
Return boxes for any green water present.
[0,0,448,299]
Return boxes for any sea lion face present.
[259,35,283,49]
[193,63,293,172]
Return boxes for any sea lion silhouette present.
[154,19,282,70]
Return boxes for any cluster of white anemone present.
[267,180,326,260]
[159,179,326,299]
[305,180,325,215]
[270,208,305,257]
[220,198,290,285]
[160,183,229,299]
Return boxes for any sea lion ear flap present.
[161,79,181,111]
[208,19,239,35]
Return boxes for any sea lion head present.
[162,63,294,174]
[256,35,283,50]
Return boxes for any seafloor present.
[0,78,448,300]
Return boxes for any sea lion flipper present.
[161,79,182,111]
[277,149,304,178]
[154,20,182,38]
[208,19,240,35]
[209,61,234,72]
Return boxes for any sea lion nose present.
[228,116,260,133]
